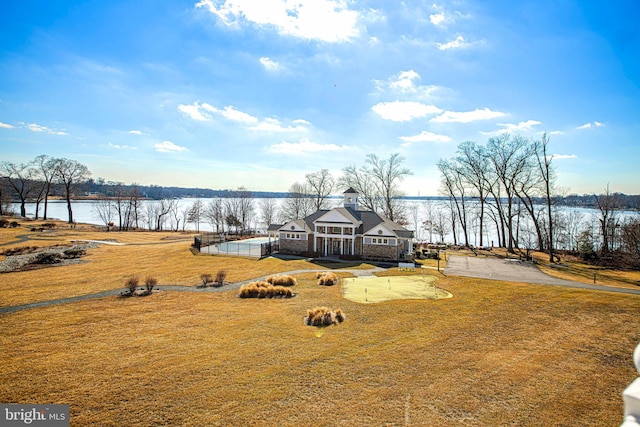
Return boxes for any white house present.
[273,188,414,261]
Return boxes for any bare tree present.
[259,197,279,228]
[56,158,91,223]
[438,158,470,247]
[33,155,62,220]
[187,199,204,232]
[205,198,226,234]
[280,182,314,222]
[365,153,412,222]
[1,161,37,217]
[531,133,556,261]
[455,141,490,247]
[486,134,532,253]
[93,199,114,229]
[594,184,620,253]
[306,169,335,211]
[339,163,380,213]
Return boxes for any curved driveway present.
[445,255,640,296]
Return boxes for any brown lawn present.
[1,221,639,426]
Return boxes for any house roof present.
[277,206,413,239]
[343,187,359,194]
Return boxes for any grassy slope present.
[1,221,640,425]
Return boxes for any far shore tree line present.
[2,149,640,267]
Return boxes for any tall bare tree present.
[306,169,335,211]
[594,184,619,253]
[56,158,90,224]
[1,161,37,217]
[280,182,314,222]
[33,155,62,220]
[339,153,412,222]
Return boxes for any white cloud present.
[293,119,311,125]
[268,138,349,154]
[400,131,451,145]
[128,130,144,135]
[179,102,258,123]
[375,70,440,98]
[577,121,605,130]
[259,56,282,72]
[431,108,506,123]
[553,154,577,160]
[26,123,68,135]
[436,35,469,50]
[195,0,361,43]
[0,122,14,129]
[108,143,138,150]
[372,101,442,122]
[430,12,445,26]
[480,120,542,136]
[178,102,211,121]
[216,106,258,123]
[251,118,307,132]
[155,141,188,153]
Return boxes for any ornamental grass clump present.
[265,274,297,287]
[304,306,345,326]
[144,277,157,295]
[238,281,294,299]
[317,272,339,286]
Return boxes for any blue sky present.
[1,0,639,195]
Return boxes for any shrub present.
[304,306,345,326]
[144,277,157,294]
[200,274,213,286]
[238,281,294,299]
[0,219,8,228]
[9,221,18,228]
[125,276,139,295]
[265,274,297,287]
[317,272,339,286]
[63,248,86,259]
[33,252,61,265]
[214,270,227,287]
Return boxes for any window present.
[316,226,326,233]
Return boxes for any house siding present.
[279,235,313,255]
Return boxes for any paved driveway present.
[444,255,640,295]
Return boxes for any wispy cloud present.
[553,154,577,160]
[250,118,307,133]
[431,108,506,123]
[178,102,258,123]
[195,0,362,43]
[372,101,441,122]
[267,138,349,154]
[155,141,188,153]
[400,131,451,146]
[25,123,68,135]
[128,130,144,135]
[577,121,604,130]
[108,143,138,150]
[480,120,542,136]
[436,35,470,50]
[0,122,14,129]
[259,57,282,72]
[178,102,211,121]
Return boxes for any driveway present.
[444,255,640,296]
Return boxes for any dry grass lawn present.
[1,221,640,425]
